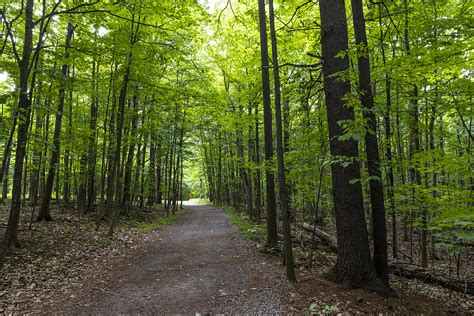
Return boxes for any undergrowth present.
[202,202,280,254]
[218,206,278,249]
[121,207,185,233]
[221,205,267,243]
[139,210,185,233]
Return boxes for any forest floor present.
[0,201,472,314]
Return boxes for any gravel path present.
[57,203,291,314]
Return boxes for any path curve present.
[55,203,291,314]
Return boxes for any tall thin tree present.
[350,0,389,285]
[269,0,296,282]
[38,23,74,221]
[257,0,278,249]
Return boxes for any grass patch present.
[139,209,185,233]
[221,206,266,243]
[189,198,208,205]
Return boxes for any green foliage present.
[308,300,339,315]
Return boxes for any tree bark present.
[257,0,278,249]
[350,0,389,285]
[3,0,35,250]
[269,0,296,282]
[318,0,387,293]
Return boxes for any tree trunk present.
[351,0,389,285]
[318,0,387,293]
[247,106,254,218]
[108,53,132,236]
[30,82,44,205]
[269,0,296,282]
[1,154,10,204]
[63,66,74,208]
[3,0,35,250]
[37,23,74,221]
[254,105,262,224]
[147,143,157,206]
[86,57,100,213]
[0,113,17,187]
[122,93,139,206]
[257,0,278,249]
[156,144,163,204]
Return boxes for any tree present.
[268,0,296,282]
[3,0,35,251]
[257,0,278,249]
[350,0,389,285]
[318,0,387,293]
[37,23,75,222]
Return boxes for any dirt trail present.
[53,203,291,314]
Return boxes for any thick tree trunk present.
[319,0,387,293]
[257,0,278,249]
[3,0,35,250]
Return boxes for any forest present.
[0,0,472,313]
